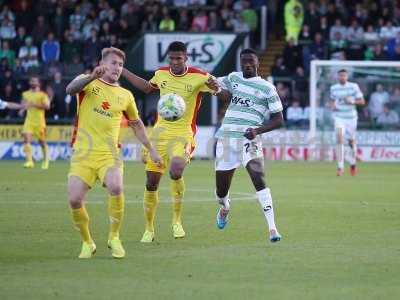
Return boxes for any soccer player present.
[20,76,50,169]
[214,48,284,243]
[65,47,161,259]
[329,69,365,176]
[0,98,24,110]
[122,41,220,242]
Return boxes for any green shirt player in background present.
[214,48,284,243]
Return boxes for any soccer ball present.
[157,93,186,121]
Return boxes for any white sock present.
[256,188,276,231]
[337,143,344,169]
[215,191,230,211]
[348,143,357,166]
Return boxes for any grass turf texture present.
[0,160,399,300]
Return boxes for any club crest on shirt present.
[92,86,101,95]
[160,81,167,88]
[185,84,193,92]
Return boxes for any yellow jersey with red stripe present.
[71,75,139,155]
[23,90,49,127]
[149,66,213,139]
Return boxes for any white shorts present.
[215,137,264,171]
[334,118,357,140]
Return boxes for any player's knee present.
[169,165,184,180]
[68,193,84,209]
[216,188,228,199]
[146,180,159,191]
[108,183,123,196]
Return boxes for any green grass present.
[0,160,399,300]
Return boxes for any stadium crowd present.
[0,0,399,129]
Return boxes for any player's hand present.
[205,75,221,93]
[149,148,162,167]
[90,65,107,80]
[344,96,355,105]
[243,128,257,140]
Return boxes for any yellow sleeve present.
[42,92,50,105]
[149,71,159,89]
[199,73,214,93]
[22,91,28,101]
[124,91,139,121]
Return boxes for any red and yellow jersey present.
[149,66,214,138]
[71,75,139,154]
[22,90,49,127]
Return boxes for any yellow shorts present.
[22,123,46,140]
[144,135,195,174]
[68,151,123,188]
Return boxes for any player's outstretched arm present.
[66,66,106,95]
[128,119,162,166]
[0,100,23,110]
[122,68,154,94]
[244,112,284,140]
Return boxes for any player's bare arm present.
[2,101,24,110]
[65,66,107,95]
[344,96,365,106]
[122,68,154,94]
[128,118,162,166]
[243,112,284,140]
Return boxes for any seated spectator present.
[292,66,308,106]
[41,32,60,64]
[283,38,302,72]
[379,20,398,41]
[69,5,85,29]
[159,12,175,32]
[0,16,16,40]
[0,5,15,24]
[308,32,326,59]
[385,31,400,59]
[304,1,320,33]
[53,5,66,40]
[0,40,16,67]
[82,17,99,40]
[363,24,379,46]
[141,13,158,33]
[18,36,39,71]
[191,10,208,32]
[329,18,346,41]
[376,104,399,128]
[346,19,364,60]
[229,14,250,33]
[318,15,330,40]
[368,83,390,120]
[371,43,387,61]
[298,24,312,44]
[0,82,18,119]
[13,26,27,53]
[329,31,347,57]
[286,100,305,127]
[271,56,290,77]
[62,31,82,64]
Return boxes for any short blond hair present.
[101,47,126,62]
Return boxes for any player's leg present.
[141,170,162,242]
[103,167,126,258]
[215,169,235,229]
[347,119,358,176]
[169,156,187,238]
[245,158,281,242]
[335,119,345,176]
[38,129,49,170]
[68,175,96,258]
[22,132,34,168]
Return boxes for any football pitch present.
[0,160,399,300]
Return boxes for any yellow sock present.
[108,194,125,240]
[23,143,33,162]
[41,143,49,161]
[144,190,159,232]
[71,206,92,243]
[171,178,185,225]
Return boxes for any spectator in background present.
[284,0,304,43]
[64,55,85,77]
[141,13,158,33]
[329,19,346,41]
[0,5,15,24]
[369,83,390,120]
[380,20,398,41]
[62,31,82,64]
[292,66,308,106]
[271,56,290,77]
[229,13,250,33]
[325,3,341,26]
[13,58,26,80]
[283,38,302,72]
[318,16,330,40]
[31,15,48,45]
[69,5,85,30]
[209,11,223,32]
[18,36,39,71]
[13,26,27,54]
[159,12,175,32]
[304,1,320,33]
[276,82,291,108]
[298,24,312,44]
[329,31,347,57]
[371,43,387,61]
[116,19,131,47]
[286,99,305,127]
[0,83,18,119]
[177,8,190,31]
[0,40,16,67]
[0,16,16,40]
[393,45,400,60]
[15,0,34,29]
[363,24,379,46]
[376,104,399,128]
[53,6,67,40]
[309,32,326,59]
[173,0,190,7]
[346,19,364,60]
[99,21,113,46]
[191,10,208,32]
[83,28,102,67]
[241,0,258,46]
[41,32,60,64]
[389,87,400,116]
[50,71,67,119]
[82,17,99,40]
[385,31,400,60]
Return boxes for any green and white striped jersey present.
[216,72,283,138]
[330,81,363,119]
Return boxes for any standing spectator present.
[241,0,258,45]
[53,6,67,40]
[69,5,85,29]
[329,19,346,41]
[329,32,347,57]
[346,19,364,60]
[0,40,16,67]
[309,32,326,59]
[176,8,190,31]
[208,11,223,32]
[318,16,330,40]
[117,19,131,48]
[141,13,158,33]
[18,36,39,71]
[159,12,176,32]
[276,82,291,108]
[283,38,302,72]
[82,17,100,40]
[15,0,34,29]
[31,15,49,45]
[376,104,399,128]
[63,55,85,77]
[304,1,320,33]
[271,56,290,77]
[41,32,60,64]
[229,13,250,34]
[368,83,390,120]
[292,66,308,106]
[385,32,400,59]
[284,0,304,42]
[0,17,16,40]
[325,3,341,26]
[298,24,312,44]
[50,71,67,119]
[286,100,305,127]
[0,5,15,24]
[191,10,209,32]
[83,29,102,67]
[0,83,18,119]
[371,43,387,61]
[62,31,82,64]
[13,26,27,53]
